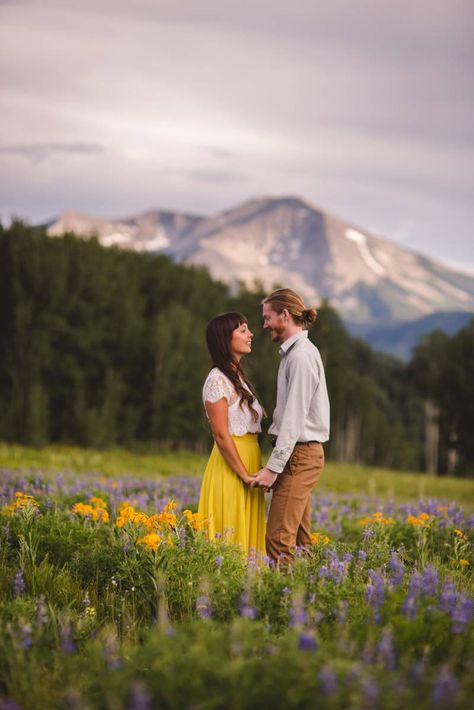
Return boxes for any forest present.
[0,220,472,476]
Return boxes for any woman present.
[198,312,266,556]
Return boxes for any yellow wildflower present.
[138,532,161,551]
[155,511,178,529]
[85,606,96,616]
[406,513,430,528]
[310,532,330,544]
[73,502,109,523]
[90,496,107,509]
[3,492,39,515]
[459,559,470,567]
[454,529,468,541]
[183,509,206,530]
[115,503,149,529]
[357,512,394,526]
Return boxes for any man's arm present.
[266,351,319,474]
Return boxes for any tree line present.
[0,221,472,476]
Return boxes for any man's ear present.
[282,308,290,320]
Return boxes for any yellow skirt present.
[198,434,266,556]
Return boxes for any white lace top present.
[202,367,263,435]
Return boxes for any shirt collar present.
[279,330,308,356]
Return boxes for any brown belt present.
[271,439,321,447]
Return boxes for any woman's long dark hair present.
[205,312,260,421]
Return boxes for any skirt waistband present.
[230,433,259,441]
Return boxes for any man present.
[251,288,330,566]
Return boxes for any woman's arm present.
[205,398,254,485]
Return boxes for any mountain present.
[47,209,204,253]
[47,196,474,326]
[346,311,474,360]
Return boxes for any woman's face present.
[230,321,253,360]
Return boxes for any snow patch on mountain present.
[345,228,387,277]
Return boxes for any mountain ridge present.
[46,195,474,326]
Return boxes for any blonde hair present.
[262,288,317,328]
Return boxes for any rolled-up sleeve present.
[266,351,319,473]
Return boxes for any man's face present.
[262,303,286,343]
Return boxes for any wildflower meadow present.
[0,462,473,709]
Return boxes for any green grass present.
[1,442,473,508]
[0,442,206,477]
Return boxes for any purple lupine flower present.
[298,632,317,651]
[336,601,348,624]
[60,622,76,653]
[128,682,152,710]
[176,526,186,548]
[365,570,385,622]
[451,594,473,634]
[20,623,32,651]
[319,665,337,695]
[215,555,224,568]
[361,640,374,664]
[13,571,25,597]
[432,666,458,707]
[343,552,354,566]
[318,565,329,579]
[402,571,423,619]
[439,579,457,614]
[376,629,396,670]
[196,594,212,619]
[239,592,257,620]
[360,675,379,708]
[289,595,308,628]
[421,566,438,596]
[410,657,427,684]
[357,550,367,563]
[0,700,22,710]
[329,560,347,584]
[388,552,404,587]
[103,633,122,669]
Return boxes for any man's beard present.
[270,326,285,343]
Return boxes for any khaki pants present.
[266,442,324,566]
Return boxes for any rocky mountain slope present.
[47,196,474,326]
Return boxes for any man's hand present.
[250,467,278,491]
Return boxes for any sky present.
[1,0,474,274]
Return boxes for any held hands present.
[250,467,278,491]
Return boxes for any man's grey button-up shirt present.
[266,330,330,474]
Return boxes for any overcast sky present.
[1,0,473,273]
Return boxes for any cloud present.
[0,142,105,162]
[0,0,473,271]
[185,169,249,185]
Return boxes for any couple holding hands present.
[198,288,330,567]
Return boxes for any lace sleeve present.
[202,370,235,404]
